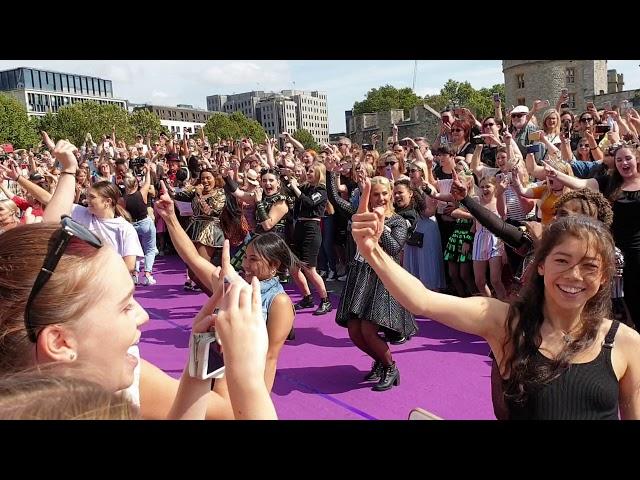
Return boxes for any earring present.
[69,352,76,361]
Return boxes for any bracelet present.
[590,147,599,151]
[61,171,77,176]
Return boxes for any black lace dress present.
[327,173,417,338]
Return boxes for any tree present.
[36,101,134,146]
[423,80,505,120]
[203,112,266,144]
[129,109,163,140]
[0,93,40,149]
[291,129,319,151]
[353,85,423,115]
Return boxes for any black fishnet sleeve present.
[379,215,407,257]
[326,171,356,218]
[460,195,528,250]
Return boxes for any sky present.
[1,60,639,133]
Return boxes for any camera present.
[492,92,500,102]
[595,125,611,134]
[129,156,146,175]
[188,331,225,380]
[361,143,373,151]
[471,135,484,145]
[399,139,410,147]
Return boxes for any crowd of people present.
[1,87,639,419]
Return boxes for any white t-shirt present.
[71,204,143,258]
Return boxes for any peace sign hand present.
[351,178,385,258]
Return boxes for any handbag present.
[405,230,424,248]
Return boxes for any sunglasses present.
[24,216,103,343]
[385,161,397,166]
[483,123,495,127]
[510,113,526,118]
[451,128,464,133]
[337,143,346,147]
[578,144,589,148]
[580,117,593,122]
[153,143,160,146]
[393,149,403,153]
[405,168,418,174]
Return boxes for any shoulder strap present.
[602,320,620,349]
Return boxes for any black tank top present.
[124,190,148,222]
[507,321,620,420]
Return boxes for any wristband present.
[256,202,269,222]
[61,171,77,177]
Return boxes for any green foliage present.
[0,93,40,148]
[129,109,163,140]
[291,128,319,151]
[353,85,423,115]
[423,80,505,120]
[203,111,266,144]
[37,101,135,146]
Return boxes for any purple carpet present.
[136,256,495,420]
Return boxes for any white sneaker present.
[132,273,139,285]
[326,270,336,281]
[142,275,157,286]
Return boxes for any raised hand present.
[254,187,263,202]
[449,169,468,201]
[351,178,385,257]
[53,140,79,171]
[214,276,269,386]
[542,160,558,179]
[0,163,20,181]
[154,181,177,220]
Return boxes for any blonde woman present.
[326,157,415,391]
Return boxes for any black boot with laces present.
[372,362,400,391]
[363,360,384,381]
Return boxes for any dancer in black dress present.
[326,159,416,391]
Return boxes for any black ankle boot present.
[312,298,332,316]
[363,360,383,381]
[295,295,314,310]
[372,362,400,391]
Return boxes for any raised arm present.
[282,132,304,152]
[326,170,356,217]
[42,141,78,222]
[155,183,218,289]
[543,161,599,191]
[525,152,546,180]
[470,144,484,177]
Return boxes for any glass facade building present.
[0,67,125,115]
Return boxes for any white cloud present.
[202,61,291,88]
[152,90,168,98]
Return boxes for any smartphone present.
[399,139,410,147]
[385,166,394,180]
[361,143,373,151]
[595,125,611,134]
[528,131,542,142]
[492,92,500,102]
[586,101,595,109]
[526,144,541,154]
[189,331,225,380]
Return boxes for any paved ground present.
[136,256,496,420]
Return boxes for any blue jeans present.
[133,217,158,273]
[317,215,336,272]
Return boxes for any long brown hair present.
[91,181,132,222]
[501,216,615,405]
[0,224,106,375]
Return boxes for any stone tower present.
[502,60,607,114]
